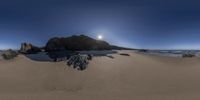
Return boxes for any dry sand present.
[0,50,200,100]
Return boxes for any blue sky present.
[0,0,200,50]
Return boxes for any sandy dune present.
[1,50,200,100]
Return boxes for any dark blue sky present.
[0,0,200,49]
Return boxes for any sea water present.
[26,50,118,62]
[146,50,200,57]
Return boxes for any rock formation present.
[182,53,195,58]
[2,49,18,60]
[19,43,41,54]
[45,35,112,52]
[67,54,92,70]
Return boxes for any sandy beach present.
[0,50,200,100]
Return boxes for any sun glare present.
[97,35,103,40]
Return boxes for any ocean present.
[145,50,200,57]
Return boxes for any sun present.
[97,35,103,40]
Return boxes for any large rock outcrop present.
[19,43,41,54]
[45,35,112,52]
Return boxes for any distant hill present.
[45,35,133,52]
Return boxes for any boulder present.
[19,43,41,54]
[2,49,18,60]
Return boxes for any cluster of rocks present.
[15,35,132,70]
[46,50,93,70]
[18,35,132,55]
[19,43,41,54]
[1,49,18,60]
[67,54,92,70]
[182,53,195,58]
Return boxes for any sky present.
[0,0,200,49]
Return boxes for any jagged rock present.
[67,54,92,70]
[19,43,41,54]
[2,49,18,60]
